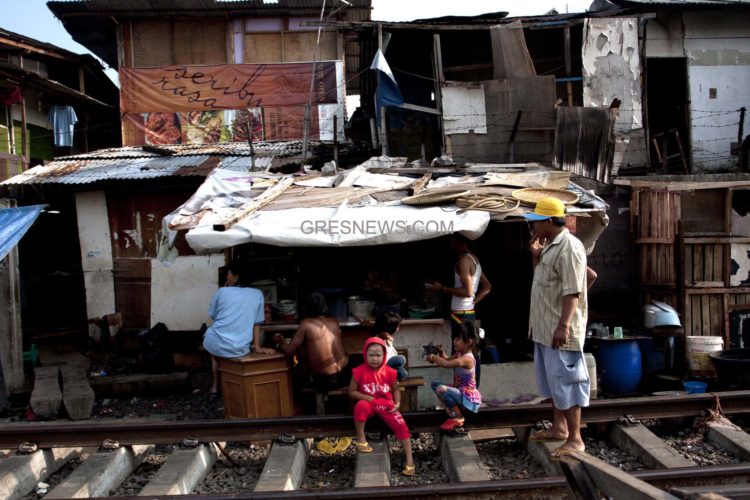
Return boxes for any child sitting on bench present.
[349,337,415,476]
[426,321,482,431]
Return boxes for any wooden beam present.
[213,177,295,231]
[0,37,71,61]
[443,63,494,73]
[399,103,440,115]
[560,450,678,500]
[410,173,432,195]
[564,26,573,107]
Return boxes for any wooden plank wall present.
[635,190,680,286]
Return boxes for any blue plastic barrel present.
[599,340,642,394]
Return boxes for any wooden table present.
[218,352,293,419]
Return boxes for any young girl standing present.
[426,321,482,430]
[349,337,416,475]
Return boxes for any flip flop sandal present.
[529,430,566,442]
[440,418,465,431]
[550,447,581,460]
[355,441,373,453]
[402,464,416,476]
[334,437,352,452]
[316,438,337,455]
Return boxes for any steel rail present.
[80,463,750,500]
[2,390,749,448]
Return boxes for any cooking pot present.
[351,300,375,320]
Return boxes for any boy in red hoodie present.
[349,337,416,476]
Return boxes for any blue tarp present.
[0,205,44,262]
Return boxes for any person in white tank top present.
[427,234,492,315]
[426,234,492,384]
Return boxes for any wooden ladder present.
[652,128,689,174]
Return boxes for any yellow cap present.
[523,197,566,220]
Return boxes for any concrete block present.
[513,427,563,476]
[354,440,390,488]
[440,434,491,483]
[706,424,750,462]
[139,444,217,496]
[610,423,694,469]
[60,365,94,420]
[0,447,81,500]
[46,444,153,499]
[30,366,61,418]
[254,439,312,492]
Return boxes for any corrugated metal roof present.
[47,0,372,14]
[0,141,310,185]
[592,0,750,9]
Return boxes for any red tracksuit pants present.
[353,400,410,440]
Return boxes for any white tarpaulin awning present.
[185,204,489,252]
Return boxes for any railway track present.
[1,390,749,499]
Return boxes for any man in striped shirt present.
[524,197,590,458]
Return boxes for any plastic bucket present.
[599,340,642,395]
[686,336,723,378]
[683,381,707,394]
[584,352,597,399]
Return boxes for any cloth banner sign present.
[120,61,339,113]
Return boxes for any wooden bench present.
[304,376,425,415]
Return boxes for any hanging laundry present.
[0,85,22,106]
[47,105,78,147]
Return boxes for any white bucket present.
[686,336,723,377]
[584,352,597,400]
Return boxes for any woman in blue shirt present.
[204,264,275,394]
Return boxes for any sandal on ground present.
[355,441,373,453]
[440,418,465,431]
[529,430,567,442]
[316,438,337,455]
[402,464,416,476]
[334,437,352,452]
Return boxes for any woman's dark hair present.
[303,292,328,317]
[226,263,250,287]
[455,320,478,352]
[373,311,402,335]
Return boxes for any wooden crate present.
[683,289,726,339]
[638,243,676,285]
[683,239,728,287]
[634,190,681,240]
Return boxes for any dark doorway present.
[646,57,690,170]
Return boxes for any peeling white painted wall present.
[75,192,116,319]
[583,18,643,133]
[150,255,221,330]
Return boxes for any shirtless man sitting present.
[273,293,351,392]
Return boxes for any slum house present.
[1,3,614,405]
[0,27,119,395]
[47,0,373,146]
[0,0,373,397]
[590,0,750,348]
[0,27,120,180]
[590,0,750,175]
[332,11,638,340]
